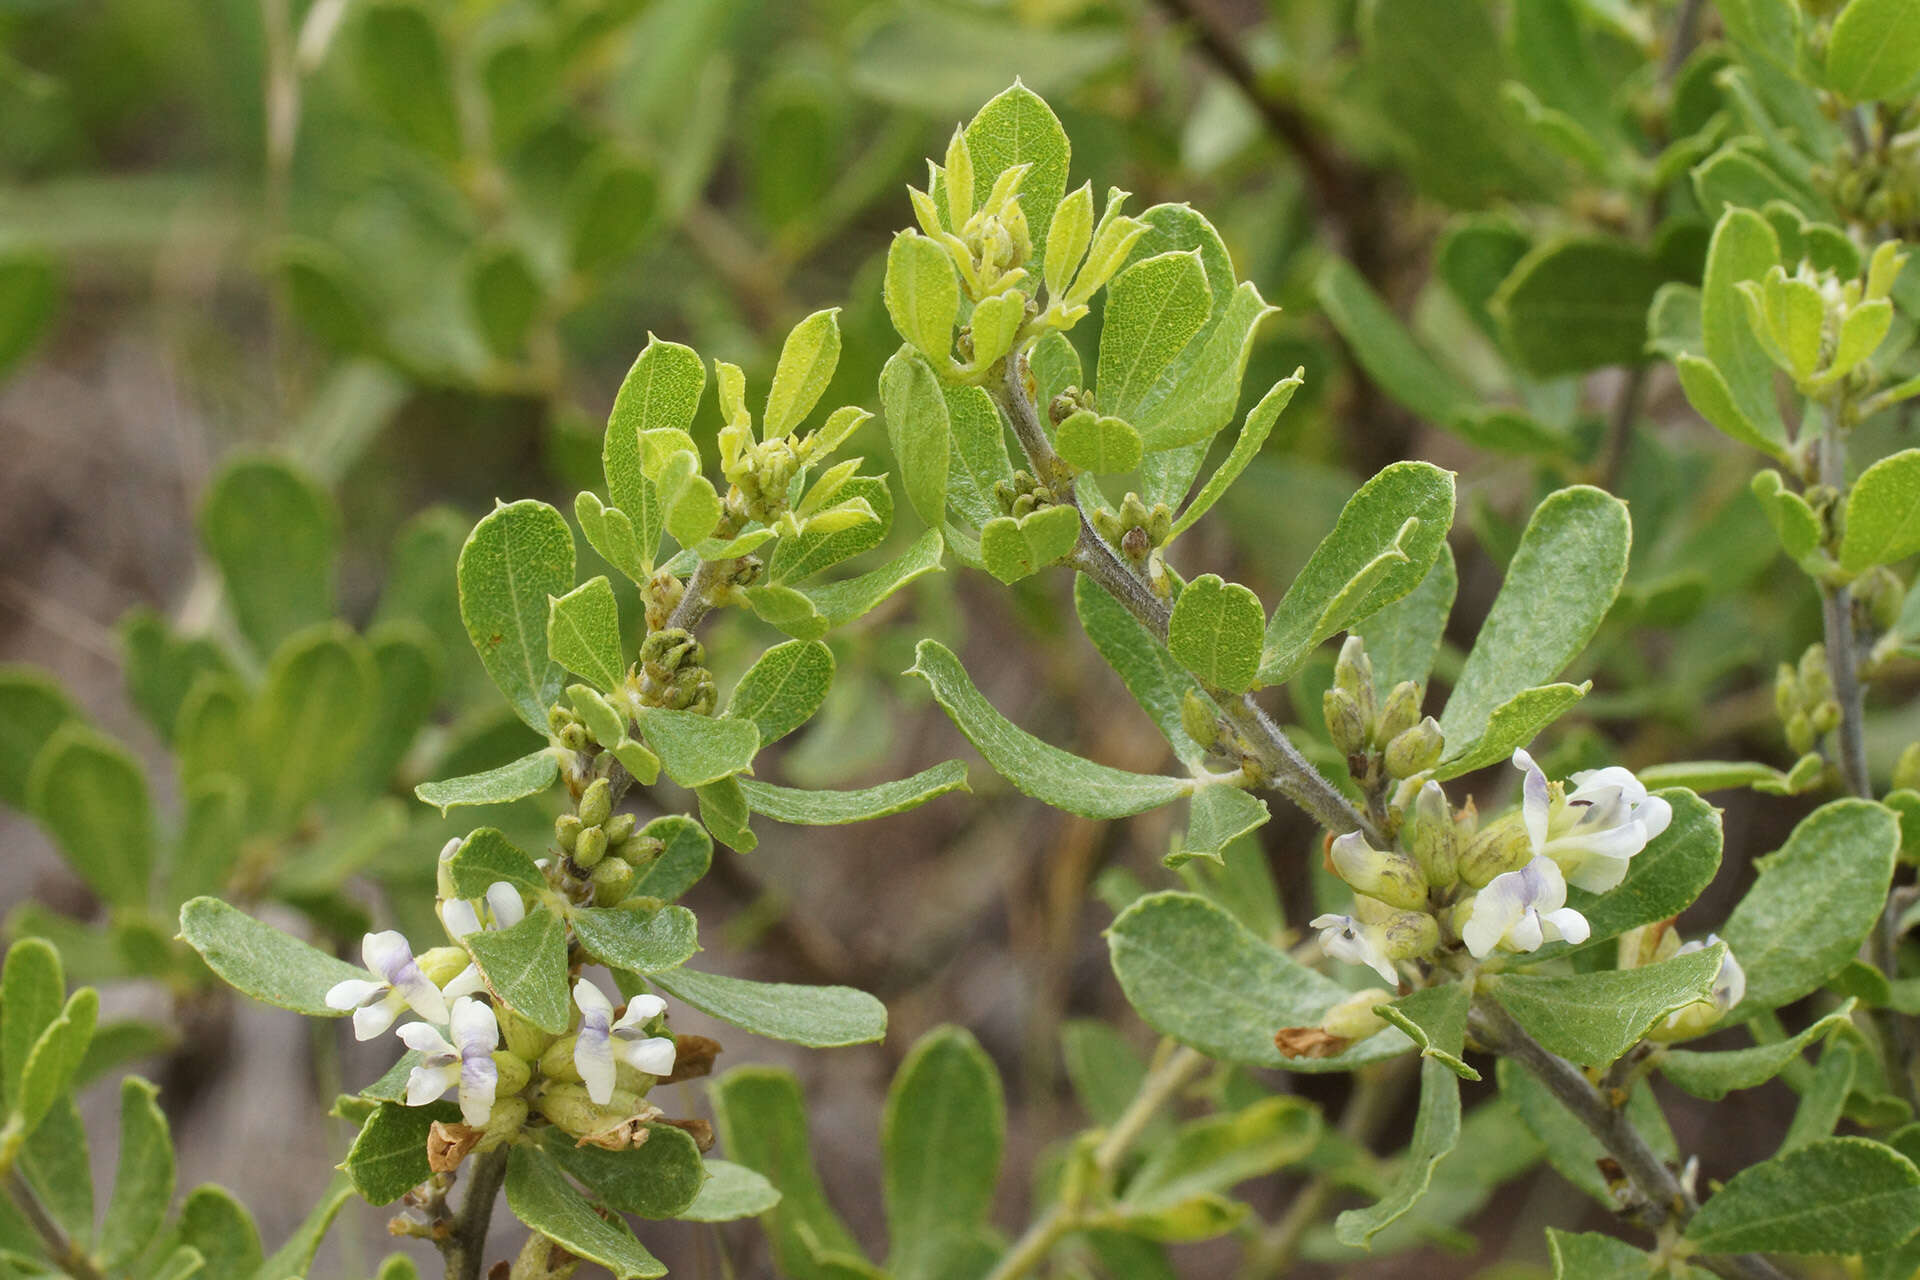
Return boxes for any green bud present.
[559,723,591,752]
[1775,662,1801,721]
[533,1083,604,1138]
[643,570,685,633]
[579,778,613,828]
[492,1050,533,1097]
[1786,709,1816,755]
[1320,987,1394,1041]
[1378,908,1441,961]
[1457,817,1533,888]
[417,946,470,988]
[1374,681,1421,748]
[574,825,609,870]
[1333,635,1376,729]
[1894,742,1920,793]
[1181,689,1222,753]
[1323,686,1369,759]
[554,813,583,852]
[1855,565,1904,632]
[1330,832,1429,910]
[498,1007,557,1063]
[1384,717,1445,779]
[615,834,665,868]
[477,1096,530,1154]
[592,856,636,906]
[548,705,575,736]
[1799,644,1832,703]
[603,812,636,844]
[538,1034,582,1084]
[1811,698,1841,736]
[1146,502,1172,548]
[1408,781,1458,888]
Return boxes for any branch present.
[6,1171,105,1280]
[1817,429,1873,800]
[442,1145,510,1280]
[1470,998,1794,1280]
[990,353,1385,845]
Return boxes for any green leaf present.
[171,1187,264,1280]
[354,623,441,794]
[467,242,541,358]
[198,456,336,659]
[710,1067,865,1279]
[1482,942,1728,1067]
[249,1173,354,1280]
[1685,1137,1920,1255]
[1827,0,1920,100]
[1120,1096,1319,1218]
[885,232,959,366]
[768,475,893,584]
[741,762,970,826]
[1439,487,1630,761]
[1433,682,1589,778]
[546,576,626,693]
[1559,788,1722,949]
[1355,543,1456,691]
[1842,448,1920,572]
[273,240,373,352]
[606,336,705,524]
[1548,1230,1660,1279]
[467,907,570,1034]
[1491,237,1670,376]
[15,988,96,1139]
[1660,1003,1857,1099]
[446,828,546,898]
[649,968,885,1047]
[0,666,81,808]
[1106,892,1408,1071]
[1779,1036,1857,1152]
[18,1094,90,1241]
[100,1077,173,1267]
[460,500,576,733]
[1074,575,1208,767]
[178,897,365,1017]
[575,492,653,586]
[766,309,842,438]
[726,641,835,746]
[1168,574,1264,693]
[568,151,659,273]
[355,1,461,160]
[2,939,64,1107]
[908,640,1192,819]
[788,528,947,634]
[542,1123,706,1218]
[25,723,153,909]
[634,708,759,788]
[1177,785,1269,867]
[630,816,713,903]
[880,349,953,527]
[1098,250,1213,424]
[1688,209,1788,456]
[1168,374,1302,541]
[1135,282,1276,452]
[344,1101,456,1206]
[963,82,1071,265]
[0,252,59,381]
[1721,798,1899,1020]
[1057,413,1143,474]
[680,1160,782,1222]
[978,505,1081,584]
[1334,984,1469,1246]
[1637,759,1794,793]
[247,624,375,829]
[1259,462,1456,684]
[1314,258,1470,424]
[505,1146,666,1279]
[883,1027,1004,1280]
[569,905,699,975]
[414,748,559,814]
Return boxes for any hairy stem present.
[1818,427,1873,800]
[664,556,725,634]
[6,1170,105,1280]
[1470,998,1793,1280]
[990,353,1385,845]
[982,1044,1208,1280]
[443,1145,511,1280]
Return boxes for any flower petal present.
[398,1021,456,1058]
[441,964,485,1001]
[352,996,403,1042]
[362,930,415,982]
[458,1054,498,1127]
[620,1036,677,1077]
[485,881,527,930]
[450,997,499,1054]
[440,899,483,940]
[1541,906,1591,947]
[575,1025,616,1105]
[612,993,666,1031]
[325,978,385,1013]
[574,979,614,1024]
[1513,750,1550,852]
[405,1062,458,1108]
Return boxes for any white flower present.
[440,881,528,941]
[325,931,450,1040]
[1513,749,1672,893]
[572,980,676,1105]
[1666,935,1746,1028]
[1309,914,1399,985]
[398,996,500,1126]
[1462,855,1592,959]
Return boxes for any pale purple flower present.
[1462,856,1591,958]
[1309,914,1398,985]
[440,881,528,941]
[398,996,500,1126]
[325,931,449,1040]
[572,980,676,1105]
[1513,749,1672,893]
[1664,934,1746,1029]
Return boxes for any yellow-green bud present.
[1324,686,1369,759]
[417,946,470,987]
[603,812,636,844]
[614,834,664,867]
[559,723,591,752]
[1856,565,1904,632]
[1320,987,1395,1041]
[574,825,609,870]
[592,856,636,906]
[1333,635,1376,727]
[539,1034,581,1084]
[533,1083,603,1137]
[643,570,684,633]
[548,705,575,736]
[1379,908,1441,960]
[1799,644,1832,703]
[579,778,613,829]
[1810,699,1841,735]
[1384,717,1445,779]
[1774,662,1800,721]
[1330,832,1429,911]
[555,813,583,852]
[1895,742,1920,793]
[1458,817,1533,888]
[492,1050,533,1097]
[477,1096,529,1153]
[1408,781,1458,888]
[498,1007,557,1063]
[1180,690,1222,754]
[1374,681,1421,748]
[1786,709,1816,754]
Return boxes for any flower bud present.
[1811,699,1841,735]
[492,1050,533,1098]
[1408,781,1459,888]
[539,1034,582,1083]
[603,812,637,844]
[1855,565,1904,632]
[1895,742,1920,793]
[1457,817,1533,888]
[1320,987,1395,1041]
[548,705,575,736]
[1799,643,1832,703]
[1324,686,1369,758]
[1333,635,1376,725]
[1384,717,1445,779]
[1774,662,1800,720]
[615,834,664,868]
[1330,831,1429,910]
[579,778,613,829]
[644,570,685,633]
[559,723,590,752]
[436,837,460,900]
[574,825,609,870]
[1378,908,1441,960]
[533,1083,604,1138]
[592,856,636,906]
[1374,681,1421,748]
[1786,709,1816,754]
[417,946,470,988]
[476,1096,529,1154]
[554,813,583,852]
[498,1007,557,1064]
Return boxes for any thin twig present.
[990,353,1384,844]
[442,1145,510,1280]
[6,1170,106,1280]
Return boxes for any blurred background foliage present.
[0,0,1869,1274]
